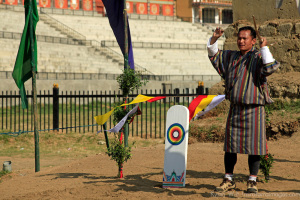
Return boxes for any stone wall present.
[224,19,300,72]
[233,0,300,24]
[219,0,300,99]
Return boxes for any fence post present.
[196,81,204,95]
[174,88,180,103]
[53,84,59,131]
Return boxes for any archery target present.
[167,123,185,145]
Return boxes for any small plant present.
[0,170,10,177]
[106,134,134,178]
[265,106,272,125]
[105,68,147,178]
[116,68,147,96]
[259,153,274,183]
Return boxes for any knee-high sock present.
[224,152,237,174]
[248,155,260,176]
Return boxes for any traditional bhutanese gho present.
[209,46,279,155]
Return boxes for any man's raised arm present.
[207,27,224,57]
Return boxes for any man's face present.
[237,30,256,55]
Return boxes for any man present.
[207,26,279,193]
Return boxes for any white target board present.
[163,105,189,188]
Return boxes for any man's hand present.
[260,36,267,48]
[210,27,224,45]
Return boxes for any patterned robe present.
[209,47,280,155]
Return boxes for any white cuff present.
[260,46,275,64]
[207,37,219,57]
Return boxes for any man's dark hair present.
[238,26,256,39]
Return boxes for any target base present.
[163,105,189,188]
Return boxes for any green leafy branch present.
[116,68,148,97]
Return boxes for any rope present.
[0,124,99,137]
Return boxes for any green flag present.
[12,0,39,109]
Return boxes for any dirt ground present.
[0,128,299,200]
[0,72,299,200]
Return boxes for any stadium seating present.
[0,8,224,76]
[49,14,209,44]
[117,48,217,75]
[0,9,67,37]
[0,38,122,74]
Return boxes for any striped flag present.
[94,94,166,126]
[188,95,225,121]
[94,94,225,129]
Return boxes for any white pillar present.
[215,8,219,24]
[192,7,195,24]
[199,7,203,23]
[219,8,223,24]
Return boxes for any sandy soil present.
[0,71,299,200]
[0,128,299,200]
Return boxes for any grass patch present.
[0,132,108,158]
[0,170,11,177]
[266,99,300,113]
[0,170,12,183]
[0,132,163,160]
[189,123,224,143]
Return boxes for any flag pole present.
[124,0,129,69]
[29,0,40,172]
[123,0,129,147]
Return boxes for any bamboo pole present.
[29,0,40,172]
[123,0,129,147]
[124,0,129,70]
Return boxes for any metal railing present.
[0,4,24,12]
[101,40,207,50]
[192,0,232,6]
[0,31,86,45]
[0,71,220,82]
[40,7,104,17]
[128,13,177,21]
[1,32,211,51]
[0,89,201,138]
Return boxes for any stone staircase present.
[39,11,152,74]
[0,9,66,38]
